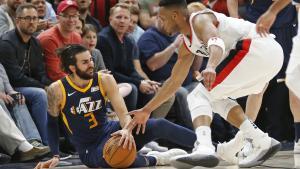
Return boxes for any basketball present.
[103,135,136,168]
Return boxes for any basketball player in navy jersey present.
[129,0,283,168]
[34,44,197,169]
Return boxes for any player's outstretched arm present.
[129,45,195,134]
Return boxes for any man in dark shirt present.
[0,3,51,144]
[97,3,173,113]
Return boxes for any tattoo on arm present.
[47,83,61,117]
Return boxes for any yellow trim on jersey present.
[61,111,73,134]
[58,80,66,109]
[66,76,93,93]
[98,72,108,102]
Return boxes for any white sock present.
[18,141,33,152]
[239,119,264,139]
[195,126,212,146]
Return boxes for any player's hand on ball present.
[111,129,135,150]
[128,109,150,135]
[34,156,59,169]
[202,66,216,91]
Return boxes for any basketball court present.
[0,150,298,169]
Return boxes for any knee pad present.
[211,98,239,120]
[187,88,213,121]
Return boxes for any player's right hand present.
[256,10,276,37]
[202,66,216,91]
[111,129,135,150]
[34,156,59,169]
[128,108,150,135]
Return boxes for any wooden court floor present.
[57,151,299,169]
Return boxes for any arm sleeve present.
[47,114,60,155]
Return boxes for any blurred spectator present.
[119,0,138,7]
[0,63,49,148]
[127,5,144,43]
[82,24,132,98]
[89,0,117,27]
[138,0,159,29]
[0,104,49,161]
[0,0,25,35]
[75,0,102,32]
[74,16,84,35]
[126,5,148,80]
[29,0,56,33]
[44,1,56,22]
[38,0,81,81]
[0,3,51,144]
[97,3,173,114]
[202,0,229,16]
[0,0,6,5]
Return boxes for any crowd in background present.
[0,0,298,165]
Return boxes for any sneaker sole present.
[171,154,219,168]
[239,138,281,168]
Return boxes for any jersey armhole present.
[58,80,66,111]
[97,72,108,103]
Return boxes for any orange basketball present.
[103,135,136,168]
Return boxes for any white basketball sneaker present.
[138,146,152,154]
[170,141,219,169]
[294,139,300,154]
[145,141,168,152]
[217,131,245,164]
[146,148,187,166]
[239,133,281,168]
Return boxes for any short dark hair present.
[57,44,88,74]
[129,5,140,16]
[82,24,97,37]
[159,0,187,7]
[16,3,37,17]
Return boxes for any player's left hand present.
[256,10,276,37]
[128,109,150,135]
[111,129,136,150]
[202,66,216,91]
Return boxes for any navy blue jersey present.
[245,0,297,28]
[58,72,109,151]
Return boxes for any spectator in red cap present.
[38,0,82,81]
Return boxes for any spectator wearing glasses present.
[38,0,82,81]
[0,0,25,35]
[0,3,51,145]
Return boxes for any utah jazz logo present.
[75,97,102,114]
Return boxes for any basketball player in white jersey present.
[255,0,300,153]
[128,0,283,168]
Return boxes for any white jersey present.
[183,9,256,57]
